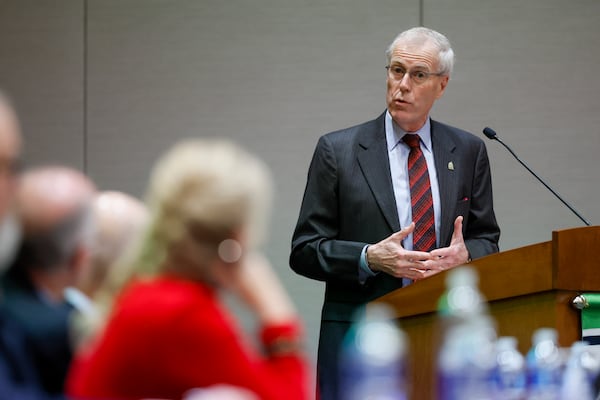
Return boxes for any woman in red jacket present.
[67,139,310,400]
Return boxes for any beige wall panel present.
[0,0,83,168]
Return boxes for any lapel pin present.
[448,161,454,171]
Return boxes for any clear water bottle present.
[493,336,526,400]
[437,314,497,400]
[526,327,563,400]
[560,341,594,400]
[338,303,408,400]
[437,266,487,322]
[436,267,496,400]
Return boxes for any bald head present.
[13,166,96,274]
[78,191,148,296]
[17,166,96,236]
[7,166,97,303]
[0,93,22,219]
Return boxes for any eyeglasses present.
[386,65,445,85]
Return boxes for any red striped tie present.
[403,134,436,252]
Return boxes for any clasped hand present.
[366,216,469,281]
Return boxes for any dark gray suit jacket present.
[0,268,73,396]
[290,112,500,399]
[290,112,500,322]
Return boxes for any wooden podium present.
[369,226,600,400]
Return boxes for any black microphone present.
[482,127,591,226]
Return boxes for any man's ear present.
[435,75,449,99]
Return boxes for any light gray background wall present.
[1,0,599,374]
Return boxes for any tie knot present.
[403,134,421,149]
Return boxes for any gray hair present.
[385,27,455,76]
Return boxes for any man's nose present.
[398,73,412,91]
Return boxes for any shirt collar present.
[385,111,432,152]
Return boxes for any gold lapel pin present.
[448,161,454,171]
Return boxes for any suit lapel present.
[356,114,400,232]
[353,117,461,241]
[431,120,459,246]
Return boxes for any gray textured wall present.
[1,0,599,378]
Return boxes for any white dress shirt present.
[359,111,441,282]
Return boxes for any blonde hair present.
[132,138,272,279]
[75,139,273,344]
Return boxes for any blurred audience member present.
[78,190,148,298]
[1,165,96,396]
[0,91,66,399]
[0,91,22,271]
[68,190,148,348]
[67,139,310,400]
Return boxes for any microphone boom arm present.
[484,128,591,226]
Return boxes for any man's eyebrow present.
[389,60,430,70]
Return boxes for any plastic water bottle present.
[437,315,497,400]
[560,341,594,400]
[493,336,526,400]
[437,266,487,322]
[526,328,563,400]
[338,303,408,400]
[436,267,496,400]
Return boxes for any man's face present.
[386,40,449,132]
[0,103,21,271]
[0,105,21,220]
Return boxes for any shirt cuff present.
[358,244,378,284]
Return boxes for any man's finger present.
[449,215,464,245]
[420,269,442,279]
[405,249,435,262]
[407,268,428,280]
[420,259,445,271]
[430,247,450,258]
[390,221,415,241]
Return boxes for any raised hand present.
[422,216,470,274]
[225,251,298,325]
[366,222,435,280]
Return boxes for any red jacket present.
[67,275,309,400]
